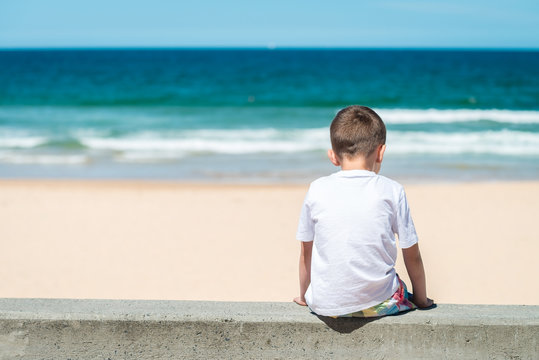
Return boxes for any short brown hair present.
[330,105,386,159]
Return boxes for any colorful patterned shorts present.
[332,276,416,318]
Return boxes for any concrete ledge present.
[0,299,537,359]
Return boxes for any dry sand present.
[1,179,538,305]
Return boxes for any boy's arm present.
[402,243,433,308]
[294,241,313,306]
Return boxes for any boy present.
[294,105,433,317]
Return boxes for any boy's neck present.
[340,154,379,173]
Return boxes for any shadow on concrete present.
[315,315,379,333]
[315,305,436,334]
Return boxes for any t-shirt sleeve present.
[393,187,419,249]
[296,191,314,242]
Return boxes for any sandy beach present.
[1,179,538,305]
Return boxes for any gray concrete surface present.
[0,298,537,359]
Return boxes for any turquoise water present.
[0,49,538,182]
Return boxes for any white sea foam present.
[376,109,539,124]
[387,130,539,155]
[81,137,324,154]
[0,137,47,148]
[2,116,538,164]
[79,128,329,155]
[0,151,88,165]
[78,128,539,157]
[115,151,187,163]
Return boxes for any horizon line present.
[0,46,538,52]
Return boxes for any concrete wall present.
[0,299,537,359]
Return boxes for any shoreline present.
[1,179,538,305]
[1,176,538,186]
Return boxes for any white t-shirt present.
[296,169,418,316]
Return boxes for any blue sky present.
[1,0,538,48]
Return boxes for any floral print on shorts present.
[333,276,416,318]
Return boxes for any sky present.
[0,0,538,48]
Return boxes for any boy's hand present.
[403,244,434,309]
[293,296,307,306]
[411,296,434,309]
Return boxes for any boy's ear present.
[376,144,386,163]
[327,149,341,166]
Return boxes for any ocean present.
[0,49,538,182]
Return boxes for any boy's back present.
[297,169,418,316]
[294,105,432,317]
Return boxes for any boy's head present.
[329,105,386,161]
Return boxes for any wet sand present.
[1,179,537,305]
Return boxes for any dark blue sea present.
[0,49,538,182]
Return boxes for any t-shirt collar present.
[334,169,377,178]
